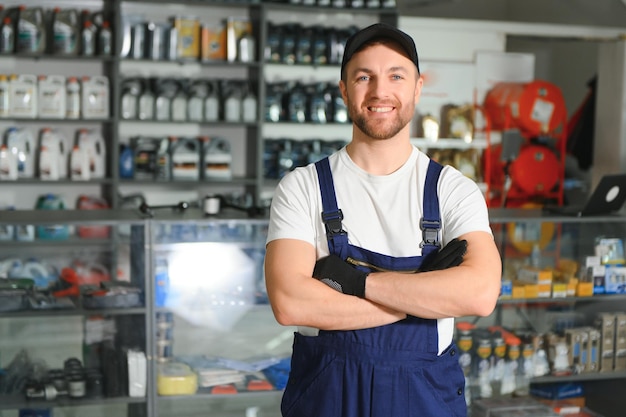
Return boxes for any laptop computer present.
[543,174,626,217]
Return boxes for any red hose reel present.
[482,80,567,207]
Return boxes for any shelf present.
[0,394,147,411]
[157,389,283,402]
[0,237,113,249]
[411,138,489,149]
[497,294,626,305]
[262,2,397,15]
[118,177,258,186]
[0,55,115,63]
[262,122,351,139]
[531,371,626,384]
[0,178,113,185]
[0,307,147,319]
[0,118,114,124]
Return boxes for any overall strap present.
[315,157,348,258]
[421,160,443,249]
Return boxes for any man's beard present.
[348,100,413,140]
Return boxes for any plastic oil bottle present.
[51,7,79,55]
[13,5,46,54]
[0,74,10,117]
[97,20,113,56]
[0,16,15,54]
[66,76,81,119]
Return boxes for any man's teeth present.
[370,106,393,112]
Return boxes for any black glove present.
[419,238,468,272]
[312,254,368,298]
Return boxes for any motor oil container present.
[222,81,241,122]
[12,5,46,54]
[0,16,15,54]
[5,127,35,178]
[0,143,18,180]
[66,76,81,119]
[131,136,157,180]
[51,7,79,55]
[0,208,14,239]
[203,81,220,122]
[38,75,66,119]
[121,78,141,119]
[119,143,134,178]
[81,20,96,56]
[9,74,37,118]
[241,85,257,123]
[69,144,90,180]
[97,20,112,56]
[76,195,111,238]
[170,137,200,180]
[138,79,155,120]
[202,136,232,180]
[81,76,109,119]
[156,137,172,180]
[170,80,188,122]
[39,128,68,180]
[75,129,105,178]
[35,194,70,240]
[0,74,9,117]
[154,79,177,121]
[187,80,207,122]
[131,136,170,180]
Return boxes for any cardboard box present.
[518,266,553,285]
[565,328,584,373]
[537,283,552,298]
[576,282,594,297]
[174,16,200,60]
[615,350,626,371]
[588,265,606,294]
[512,283,526,299]
[524,283,539,299]
[595,313,616,372]
[201,24,226,61]
[604,265,626,294]
[616,313,626,350]
[552,282,568,298]
[567,278,578,297]
[585,328,600,373]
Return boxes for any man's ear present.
[339,80,348,105]
[414,75,423,103]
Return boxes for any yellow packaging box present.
[512,284,526,299]
[577,281,594,297]
[566,278,578,296]
[518,266,553,285]
[537,283,552,298]
[552,282,568,298]
[174,16,200,60]
[524,284,539,299]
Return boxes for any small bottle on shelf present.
[0,17,14,54]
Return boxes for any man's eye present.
[391,75,403,80]
[357,75,369,81]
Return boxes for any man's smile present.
[368,106,394,113]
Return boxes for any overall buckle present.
[322,210,346,237]
[420,218,441,248]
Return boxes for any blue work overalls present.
[280,157,467,417]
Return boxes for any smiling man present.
[264,23,502,417]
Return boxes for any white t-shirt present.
[267,146,493,354]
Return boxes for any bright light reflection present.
[163,242,256,331]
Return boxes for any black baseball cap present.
[341,23,420,80]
